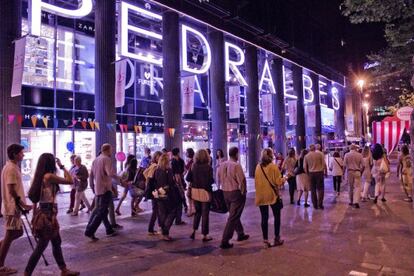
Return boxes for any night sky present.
[210,0,386,75]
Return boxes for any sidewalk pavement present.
[0,167,413,276]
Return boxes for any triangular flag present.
[168,128,175,137]
[81,121,87,129]
[119,124,124,133]
[134,125,138,133]
[123,124,128,132]
[31,116,38,127]
[42,117,48,128]
[69,119,77,128]
[146,126,152,133]
[63,120,69,126]
[8,114,15,124]
[89,121,95,130]
[17,115,23,126]
[95,122,100,131]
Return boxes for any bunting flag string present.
[95,122,100,131]
[89,121,95,130]
[81,121,87,129]
[31,116,38,127]
[17,115,23,126]
[8,114,15,124]
[42,117,48,128]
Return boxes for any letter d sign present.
[29,0,93,36]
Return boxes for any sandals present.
[0,266,18,274]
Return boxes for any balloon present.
[66,142,74,152]
[116,152,126,162]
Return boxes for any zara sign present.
[28,0,341,110]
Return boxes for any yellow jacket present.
[255,163,284,206]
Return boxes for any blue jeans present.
[85,191,114,236]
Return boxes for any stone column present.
[336,85,346,139]
[245,46,260,177]
[208,30,227,164]
[0,0,21,168]
[95,0,116,155]
[292,65,306,151]
[162,11,182,152]
[311,73,322,144]
[271,57,286,156]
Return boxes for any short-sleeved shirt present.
[1,161,26,216]
[140,156,151,169]
[216,160,246,194]
[91,154,115,196]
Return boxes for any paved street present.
[1,164,413,276]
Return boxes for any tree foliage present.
[342,0,414,108]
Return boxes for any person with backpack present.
[0,144,32,275]
[397,145,413,202]
[71,156,91,216]
[329,151,344,196]
[26,153,79,276]
[115,154,136,216]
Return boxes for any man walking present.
[216,147,249,249]
[85,144,122,241]
[0,144,32,274]
[343,144,364,208]
[304,144,327,209]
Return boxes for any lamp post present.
[363,102,369,140]
[357,79,365,138]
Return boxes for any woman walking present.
[397,145,413,202]
[71,156,91,215]
[361,146,373,201]
[119,158,140,216]
[282,148,297,204]
[185,148,195,217]
[296,149,310,207]
[153,153,180,241]
[215,149,225,168]
[25,154,79,276]
[255,148,285,248]
[329,151,344,196]
[372,144,390,204]
[144,151,163,234]
[187,149,214,242]
[115,154,136,216]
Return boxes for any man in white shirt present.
[344,144,364,208]
[0,144,32,274]
[85,144,122,241]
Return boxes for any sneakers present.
[263,240,272,249]
[112,224,123,229]
[219,242,234,249]
[273,237,284,247]
[106,230,117,237]
[403,197,413,202]
[61,268,80,276]
[304,203,310,208]
[66,209,73,214]
[237,234,250,242]
[85,233,99,242]
[202,236,213,242]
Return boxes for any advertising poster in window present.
[321,106,335,132]
[262,93,273,123]
[182,76,195,114]
[115,59,127,108]
[288,100,297,125]
[229,86,240,119]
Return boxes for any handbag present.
[260,165,283,209]
[210,189,228,213]
[190,187,211,202]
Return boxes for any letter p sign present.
[29,0,93,36]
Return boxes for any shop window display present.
[74,131,96,171]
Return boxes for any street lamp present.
[363,102,370,137]
[356,79,366,139]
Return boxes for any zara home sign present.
[28,0,341,110]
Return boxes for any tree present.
[342,0,414,106]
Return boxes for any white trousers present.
[361,181,371,198]
[348,171,361,204]
[73,190,91,213]
[375,176,386,198]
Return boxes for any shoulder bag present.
[260,165,283,209]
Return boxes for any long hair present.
[158,153,171,170]
[362,146,370,158]
[260,148,274,166]
[127,158,138,181]
[288,148,296,158]
[31,153,57,193]
[300,149,308,159]
[401,145,409,156]
[195,149,210,165]
[372,144,384,160]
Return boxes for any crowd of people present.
[0,141,412,275]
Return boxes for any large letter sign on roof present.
[259,59,276,94]
[181,25,211,74]
[225,42,248,86]
[118,1,163,65]
[29,0,93,36]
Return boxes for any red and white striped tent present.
[372,116,410,155]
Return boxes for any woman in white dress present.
[397,145,413,202]
[295,149,310,207]
[361,146,373,201]
[372,144,390,204]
